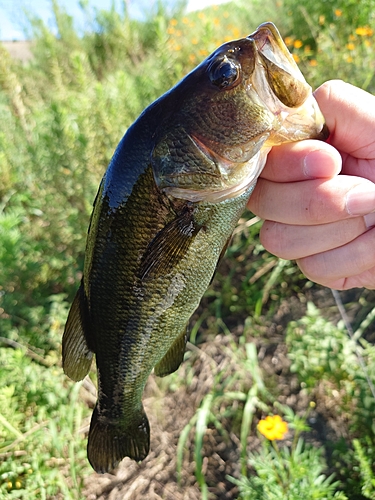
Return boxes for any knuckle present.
[259,221,293,259]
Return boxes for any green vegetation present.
[1,0,375,498]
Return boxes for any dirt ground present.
[80,284,374,500]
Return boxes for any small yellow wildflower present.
[356,26,374,36]
[170,18,178,26]
[257,415,288,441]
[292,53,300,63]
[293,39,303,49]
[232,27,241,38]
[189,54,196,63]
[365,39,371,47]
[182,17,189,25]
[199,48,208,57]
[167,27,175,35]
[335,9,342,17]
[213,17,220,27]
[15,481,21,489]
[346,42,355,50]
[175,30,182,37]
[191,37,199,45]
[319,15,325,25]
[284,36,294,47]
[198,12,205,20]
[309,59,318,67]
[348,34,356,41]
[346,55,353,63]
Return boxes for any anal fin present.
[154,327,188,377]
[62,283,94,382]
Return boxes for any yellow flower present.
[293,39,303,49]
[319,15,325,25]
[356,26,374,36]
[309,59,318,67]
[335,9,342,17]
[292,53,300,63]
[257,415,288,440]
[346,42,355,50]
[232,27,241,38]
[170,18,178,26]
[284,36,294,47]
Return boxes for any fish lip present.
[248,22,300,76]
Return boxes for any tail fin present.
[87,404,150,473]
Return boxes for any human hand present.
[248,80,375,290]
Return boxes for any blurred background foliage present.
[1,0,375,498]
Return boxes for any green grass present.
[1,0,375,498]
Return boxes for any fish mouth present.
[247,22,327,145]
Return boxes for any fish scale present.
[62,22,328,473]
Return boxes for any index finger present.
[314,80,375,159]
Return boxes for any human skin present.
[247,80,375,290]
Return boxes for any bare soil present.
[81,282,375,500]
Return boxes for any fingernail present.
[346,183,375,216]
[364,212,375,228]
[303,149,341,178]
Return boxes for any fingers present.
[314,80,375,160]
[248,175,375,225]
[260,217,367,260]
[297,227,375,290]
[260,140,342,183]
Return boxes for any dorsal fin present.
[62,283,94,381]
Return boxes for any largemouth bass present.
[62,22,327,473]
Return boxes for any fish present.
[62,22,328,474]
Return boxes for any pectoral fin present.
[140,206,201,280]
[62,283,94,382]
[154,327,188,377]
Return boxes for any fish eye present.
[209,57,240,89]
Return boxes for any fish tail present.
[87,404,150,473]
